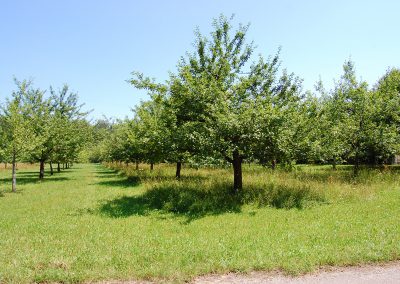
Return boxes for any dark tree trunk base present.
[39,160,45,179]
[232,150,243,193]
[271,159,277,170]
[12,152,16,192]
[176,161,182,179]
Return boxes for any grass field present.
[0,163,399,283]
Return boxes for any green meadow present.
[0,163,399,283]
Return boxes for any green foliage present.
[0,79,88,184]
[49,84,90,165]
[1,79,38,160]
[369,68,400,163]
[311,62,400,170]
[129,15,305,190]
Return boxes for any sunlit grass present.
[0,163,399,283]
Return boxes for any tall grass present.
[106,162,400,208]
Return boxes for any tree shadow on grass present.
[0,176,70,186]
[97,182,325,222]
[94,168,206,188]
[98,184,241,222]
[96,176,141,188]
[95,170,119,176]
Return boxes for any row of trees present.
[3,16,399,193]
[0,79,88,192]
[89,16,400,193]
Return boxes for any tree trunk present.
[4,163,7,169]
[50,161,53,175]
[57,162,61,172]
[12,151,16,193]
[176,161,182,179]
[353,160,360,176]
[135,160,139,170]
[271,159,277,170]
[332,159,337,170]
[62,163,65,169]
[39,160,45,179]
[150,163,154,171]
[232,150,242,193]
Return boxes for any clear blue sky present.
[1,0,399,120]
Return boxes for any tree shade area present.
[1,16,400,192]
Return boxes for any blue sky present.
[1,0,399,120]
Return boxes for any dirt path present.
[193,261,400,284]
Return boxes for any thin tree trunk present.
[57,162,61,172]
[271,159,277,170]
[135,160,139,170]
[39,160,45,179]
[4,163,7,169]
[12,151,16,193]
[63,163,65,169]
[150,163,154,171]
[354,160,360,176]
[232,150,242,193]
[332,159,337,170]
[50,161,53,176]
[176,161,182,179]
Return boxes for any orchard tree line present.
[88,16,400,193]
[0,79,89,192]
[2,16,400,193]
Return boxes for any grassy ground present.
[0,163,399,283]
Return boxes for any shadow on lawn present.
[96,176,141,188]
[95,169,119,176]
[0,176,71,185]
[98,183,241,221]
[98,181,324,222]
[94,167,206,188]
